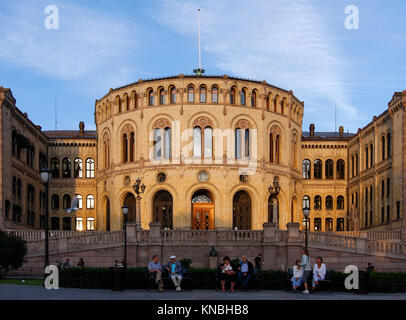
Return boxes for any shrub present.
[0,231,27,274]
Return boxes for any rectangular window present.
[325,218,333,232]
[87,196,95,209]
[62,217,71,231]
[76,218,83,231]
[387,205,390,222]
[314,218,322,231]
[369,210,373,226]
[87,218,95,231]
[397,201,401,220]
[51,217,60,230]
[302,217,310,230]
[381,207,385,224]
[336,218,344,231]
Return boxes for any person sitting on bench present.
[237,255,254,291]
[312,256,326,290]
[165,255,183,291]
[218,256,237,292]
[148,255,164,292]
[292,259,304,292]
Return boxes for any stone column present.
[148,222,163,263]
[262,222,277,270]
[286,222,300,242]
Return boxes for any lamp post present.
[40,167,51,268]
[121,204,129,267]
[302,205,310,249]
[268,176,281,226]
[132,177,146,228]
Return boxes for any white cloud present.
[0,0,137,92]
[154,0,365,130]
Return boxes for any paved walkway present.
[1,284,406,300]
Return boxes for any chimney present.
[309,123,315,136]
[79,121,85,135]
[339,126,344,137]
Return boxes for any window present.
[387,132,391,158]
[211,86,218,103]
[170,87,176,104]
[74,158,83,178]
[62,158,71,178]
[51,195,59,210]
[235,129,244,159]
[326,196,333,210]
[314,159,322,179]
[303,195,310,209]
[204,127,213,158]
[153,128,162,159]
[230,87,236,104]
[351,155,354,177]
[325,218,333,232]
[274,135,280,164]
[86,158,95,178]
[63,195,71,209]
[269,133,274,163]
[251,90,257,107]
[381,180,385,199]
[387,205,390,222]
[355,154,359,175]
[337,195,344,210]
[164,128,171,159]
[159,88,165,105]
[381,207,385,224]
[314,218,322,231]
[51,217,60,230]
[86,195,95,209]
[188,86,195,102]
[302,159,311,179]
[193,126,202,157]
[365,146,369,170]
[302,217,310,230]
[62,217,71,231]
[370,144,374,167]
[77,195,83,209]
[325,159,334,179]
[148,89,154,106]
[387,177,390,199]
[76,217,83,231]
[336,218,344,231]
[200,86,206,103]
[314,196,322,210]
[244,129,250,158]
[87,218,95,231]
[397,201,401,220]
[50,158,60,178]
[241,89,246,106]
[336,159,345,179]
[381,136,386,161]
[122,133,128,163]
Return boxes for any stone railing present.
[161,230,208,242]
[303,232,357,251]
[7,230,90,241]
[215,230,263,242]
[337,230,401,241]
[366,239,402,256]
[67,231,124,251]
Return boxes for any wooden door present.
[192,203,214,230]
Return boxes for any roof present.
[43,130,97,139]
[302,131,354,141]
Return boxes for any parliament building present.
[1,75,405,233]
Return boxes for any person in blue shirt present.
[165,255,183,291]
[147,255,164,292]
[237,255,254,291]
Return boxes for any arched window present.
[251,90,257,107]
[387,132,391,158]
[51,194,59,210]
[200,86,207,103]
[116,96,122,113]
[130,132,135,162]
[273,96,279,112]
[132,91,138,109]
[266,94,270,110]
[193,126,202,157]
[336,159,345,179]
[275,135,280,164]
[244,129,250,158]
[381,136,386,161]
[281,98,286,115]
[148,89,154,106]
[164,127,171,159]
[365,146,369,170]
[314,195,322,210]
[235,128,243,159]
[302,159,311,179]
[124,94,130,111]
[153,128,162,159]
[74,158,83,178]
[325,159,334,179]
[211,86,218,103]
[103,134,110,169]
[77,194,83,209]
[314,159,322,179]
[303,195,310,209]
[337,196,344,210]
[188,86,195,102]
[63,194,71,209]
[381,179,385,199]
[241,89,246,106]
[86,195,95,209]
[326,196,333,210]
[351,155,355,177]
[170,87,176,104]
[159,87,165,105]
[387,177,390,198]
[269,133,274,163]
[204,127,213,158]
[355,154,359,175]
[50,158,60,178]
[370,144,374,167]
[230,87,236,105]
[85,158,95,178]
[62,158,71,178]
[122,133,128,163]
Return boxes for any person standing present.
[165,255,183,291]
[148,255,164,292]
[300,248,311,294]
[254,254,263,274]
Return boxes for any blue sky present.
[0,0,404,132]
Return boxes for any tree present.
[0,231,27,275]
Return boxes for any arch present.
[386,132,391,158]
[123,93,130,111]
[337,195,345,210]
[147,88,154,106]
[233,190,252,230]
[123,192,136,223]
[85,158,95,178]
[325,159,334,179]
[199,85,207,103]
[211,85,219,103]
[116,95,122,113]
[158,86,165,105]
[63,194,71,209]
[230,86,237,105]
[314,195,322,210]
[281,97,287,115]
[336,159,345,179]
[267,194,279,225]
[241,87,248,106]
[381,135,386,161]
[291,196,298,223]
[302,159,311,179]
[251,89,258,107]
[50,157,60,178]
[273,95,280,112]
[314,159,322,179]
[51,194,59,210]
[62,157,71,178]
[168,85,176,104]
[325,195,333,210]
[191,189,215,230]
[131,90,138,109]
[153,190,173,229]
[102,132,110,169]
[187,84,195,103]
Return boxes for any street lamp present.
[121,204,129,267]
[302,205,310,249]
[132,177,146,227]
[40,167,51,268]
[268,176,281,225]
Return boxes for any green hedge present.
[59,267,406,292]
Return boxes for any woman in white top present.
[312,256,326,290]
[292,259,304,292]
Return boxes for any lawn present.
[0,278,43,286]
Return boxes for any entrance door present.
[233,190,252,230]
[192,203,214,230]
